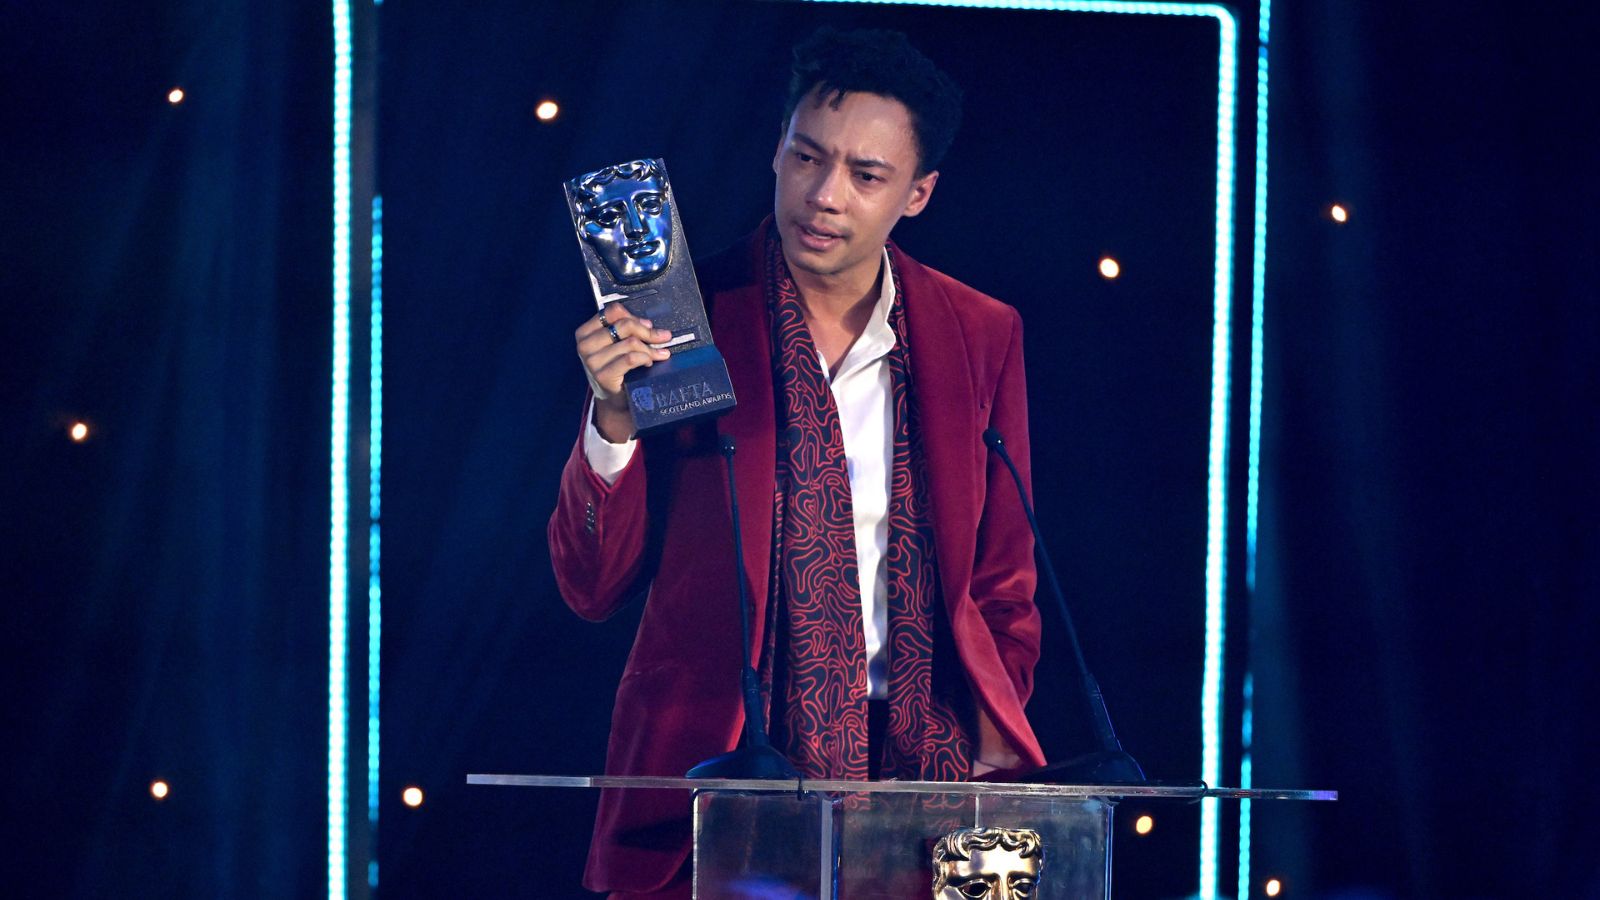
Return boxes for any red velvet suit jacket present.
[548,224,1047,894]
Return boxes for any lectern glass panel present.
[693,789,1111,899]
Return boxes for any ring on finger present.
[606,323,622,343]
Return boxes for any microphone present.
[686,435,799,780]
[983,427,1146,785]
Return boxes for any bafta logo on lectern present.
[565,158,736,432]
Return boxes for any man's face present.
[580,174,671,284]
[772,88,938,287]
[934,847,1040,900]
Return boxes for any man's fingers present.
[576,310,671,354]
[586,336,669,369]
[578,320,670,356]
[575,302,674,398]
[574,302,654,339]
[592,348,664,389]
[573,304,629,342]
[584,337,670,387]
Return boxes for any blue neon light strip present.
[329,1,353,897]
[1198,12,1238,898]
[367,194,383,889]
[816,2,1242,895]
[817,0,1232,15]
[1246,6,1268,598]
[1240,3,1271,896]
[1238,673,1256,898]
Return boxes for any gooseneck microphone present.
[686,435,799,780]
[983,427,1146,785]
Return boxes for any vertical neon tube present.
[366,194,383,890]
[1238,674,1256,898]
[1198,9,1238,898]
[329,1,353,897]
[1239,3,1271,896]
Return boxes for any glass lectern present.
[468,774,1335,899]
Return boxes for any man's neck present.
[787,250,882,332]
[783,247,884,375]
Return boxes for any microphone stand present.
[687,435,799,780]
[983,428,1146,785]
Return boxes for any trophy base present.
[624,344,737,434]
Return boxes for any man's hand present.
[574,302,672,443]
[971,706,1023,778]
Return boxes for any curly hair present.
[783,26,963,175]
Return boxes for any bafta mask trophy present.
[565,158,736,433]
[931,827,1044,900]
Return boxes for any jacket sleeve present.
[970,309,1044,708]
[547,400,651,622]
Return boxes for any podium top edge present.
[465,774,1336,801]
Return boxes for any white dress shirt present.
[585,249,898,699]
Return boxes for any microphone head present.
[719,434,736,457]
[982,427,1004,449]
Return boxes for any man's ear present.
[772,125,790,175]
[902,170,940,218]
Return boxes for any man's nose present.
[807,165,846,213]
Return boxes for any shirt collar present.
[856,246,898,360]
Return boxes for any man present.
[549,27,1046,898]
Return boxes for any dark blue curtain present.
[1254,2,1600,896]
[2,2,329,895]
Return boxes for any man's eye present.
[795,152,817,164]
[856,171,880,183]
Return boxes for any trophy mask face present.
[578,167,672,284]
[932,829,1042,900]
[933,849,1039,900]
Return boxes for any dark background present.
[2,1,1594,898]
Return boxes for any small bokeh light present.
[535,100,560,122]
[150,780,169,800]
[69,422,89,442]
[1329,203,1349,223]
[167,87,185,105]
[1133,814,1154,835]
[1265,877,1283,897]
[1098,256,1121,279]
[402,786,424,808]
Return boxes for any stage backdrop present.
[7,0,1592,897]
[378,2,1228,897]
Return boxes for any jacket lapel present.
[896,245,979,617]
[712,231,776,651]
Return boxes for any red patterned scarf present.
[764,227,972,781]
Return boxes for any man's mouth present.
[795,221,845,250]
[623,240,660,260]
